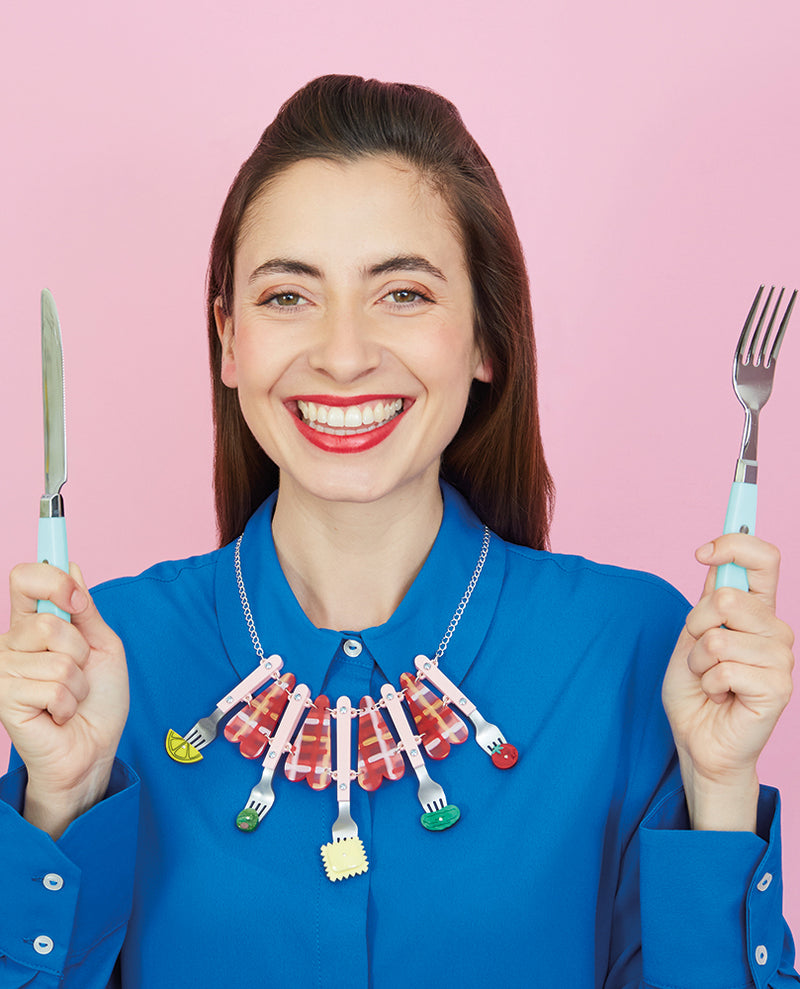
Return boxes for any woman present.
[0,75,796,987]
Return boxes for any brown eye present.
[390,289,418,304]
[274,292,301,306]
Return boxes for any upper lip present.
[287,393,407,405]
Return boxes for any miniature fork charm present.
[235,683,310,831]
[414,656,518,768]
[717,285,797,591]
[173,654,284,754]
[381,684,460,830]
[320,696,369,881]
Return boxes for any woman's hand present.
[662,534,794,832]
[0,562,129,839]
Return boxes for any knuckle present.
[713,586,740,616]
[51,654,75,683]
[702,627,727,660]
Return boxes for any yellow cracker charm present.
[320,837,369,881]
[165,729,203,764]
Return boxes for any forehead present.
[235,156,465,271]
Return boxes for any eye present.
[382,287,434,308]
[260,291,308,308]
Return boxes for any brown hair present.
[207,74,554,549]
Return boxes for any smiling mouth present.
[294,397,406,435]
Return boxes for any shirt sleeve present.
[0,759,139,988]
[639,784,799,989]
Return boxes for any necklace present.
[165,525,517,881]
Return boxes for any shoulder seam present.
[92,555,218,596]
[503,543,689,606]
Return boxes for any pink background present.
[1,0,798,929]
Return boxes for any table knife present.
[37,289,70,621]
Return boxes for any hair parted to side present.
[207,74,554,549]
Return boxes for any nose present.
[307,302,381,383]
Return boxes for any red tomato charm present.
[491,743,518,769]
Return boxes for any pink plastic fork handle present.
[217,655,284,713]
[335,695,353,803]
[380,684,426,771]
[260,683,310,767]
[414,655,476,717]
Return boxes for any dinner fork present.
[716,285,797,591]
[180,655,284,751]
[239,684,310,825]
[414,655,506,754]
[381,684,449,813]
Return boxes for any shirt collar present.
[214,482,506,690]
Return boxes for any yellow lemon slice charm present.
[165,729,203,764]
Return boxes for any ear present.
[214,297,238,388]
[472,349,493,383]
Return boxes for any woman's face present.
[216,155,491,508]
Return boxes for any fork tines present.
[737,285,798,368]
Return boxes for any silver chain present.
[234,524,491,704]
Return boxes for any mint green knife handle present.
[715,481,757,592]
[37,516,70,621]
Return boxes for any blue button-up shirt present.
[1,484,796,986]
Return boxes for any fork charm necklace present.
[165,524,518,882]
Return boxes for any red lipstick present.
[288,396,410,454]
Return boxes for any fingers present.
[9,562,87,624]
[699,659,793,713]
[2,653,91,724]
[686,583,794,644]
[5,609,91,667]
[686,623,795,680]
[696,534,781,606]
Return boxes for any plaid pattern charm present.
[399,672,468,760]
[357,695,405,791]
[284,694,332,789]
[223,672,296,759]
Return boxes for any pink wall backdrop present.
[1,0,798,928]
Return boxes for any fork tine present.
[767,288,797,366]
[746,286,774,364]
[757,287,785,365]
[736,285,764,362]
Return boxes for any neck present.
[271,476,444,632]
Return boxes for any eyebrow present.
[248,258,322,283]
[367,255,447,281]
[248,254,447,284]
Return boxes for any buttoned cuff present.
[639,785,784,989]
[0,760,139,983]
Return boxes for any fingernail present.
[696,541,715,561]
[70,588,87,612]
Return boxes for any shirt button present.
[33,935,54,955]
[757,872,773,892]
[342,639,362,657]
[43,873,64,891]
[755,945,768,966]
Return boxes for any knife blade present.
[37,288,70,621]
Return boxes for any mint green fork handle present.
[37,516,70,621]
[715,481,757,592]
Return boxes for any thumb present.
[68,563,118,651]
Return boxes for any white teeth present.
[296,398,405,433]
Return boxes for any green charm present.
[420,803,461,832]
[236,808,260,832]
